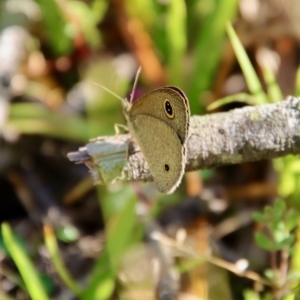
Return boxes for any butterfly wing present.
[129,87,190,144]
[129,115,186,194]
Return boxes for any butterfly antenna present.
[129,66,141,104]
[91,81,124,102]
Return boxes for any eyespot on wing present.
[128,87,190,144]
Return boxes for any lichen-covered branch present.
[68,96,300,184]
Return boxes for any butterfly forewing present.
[129,87,190,144]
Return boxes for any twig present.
[68,96,300,185]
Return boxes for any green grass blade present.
[82,249,115,300]
[188,0,239,114]
[83,186,139,300]
[2,223,50,300]
[104,192,138,272]
[262,67,283,103]
[43,224,82,296]
[226,23,268,105]
[8,103,93,142]
[166,0,187,86]
[207,93,255,110]
[67,0,108,49]
[33,0,73,55]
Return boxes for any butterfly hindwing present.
[129,114,186,194]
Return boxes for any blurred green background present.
[1,0,300,300]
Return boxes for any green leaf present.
[55,225,80,243]
[286,210,299,231]
[272,199,286,224]
[254,232,275,251]
[273,222,287,243]
[252,212,265,223]
[276,236,294,249]
[2,223,49,300]
[274,198,286,214]
[262,206,273,224]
